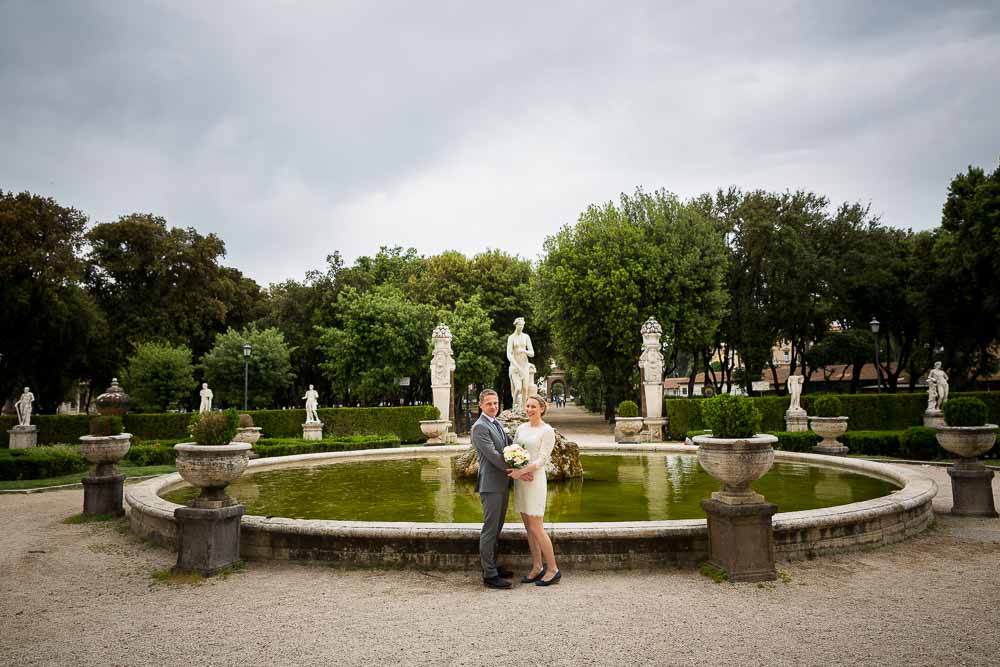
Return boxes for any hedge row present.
[0,446,88,481]
[664,391,1000,440]
[254,435,401,458]
[685,426,950,461]
[1,405,438,447]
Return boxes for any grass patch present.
[62,513,118,524]
[150,561,246,586]
[0,464,175,491]
[699,562,729,583]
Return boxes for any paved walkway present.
[2,406,999,665]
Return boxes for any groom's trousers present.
[479,490,509,578]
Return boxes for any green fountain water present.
[162,453,899,522]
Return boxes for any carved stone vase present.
[693,434,777,505]
[809,416,849,455]
[174,442,252,509]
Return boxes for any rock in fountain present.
[454,409,583,481]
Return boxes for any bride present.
[508,395,561,586]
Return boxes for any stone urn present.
[79,434,132,476]
[935,424,998,461]
[95,378,130,416]
[419,419,451,444]
[810,416,849,455]
[174,442,252,509]
[233,427,262,445]
[614,417,645,444]
[693,434,778,505]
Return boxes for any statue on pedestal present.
[927,362,949,411]
[198,383,213,414]
[15,387,34,426]
[303,384,320,423]
[507,317,535,413]
[787,375,804,413]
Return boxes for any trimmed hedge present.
[0,446,88,481]
[1,405,438,446]
[254,435,401,458]
[664,391,1000,440]
[770,431,821,452]
[687,427,950,461]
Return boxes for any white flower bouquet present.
[503,444,530,468]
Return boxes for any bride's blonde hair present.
[526,395,547,416]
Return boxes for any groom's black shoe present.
[497,566,514,578]
[483,575,512,589]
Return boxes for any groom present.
[471,389,530,588]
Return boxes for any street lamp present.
[869,317,882,394]
[242,343,252,410]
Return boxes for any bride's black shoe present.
[520,568,545,584]
[535,570,561,586]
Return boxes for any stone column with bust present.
[419,324,456,444]
[784,375,808,432]
[638,317,666,441]
[9,387,38,449]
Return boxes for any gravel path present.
[2,407,998,666]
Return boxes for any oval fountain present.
[125,442,937,569]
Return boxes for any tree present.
[85,213,263,383]
[201,326,294,409]
[441,295,503,403]
[805,329,873,393]
[122,342,196,412]
[539,188,728,418]
[924,161,1000,386]
[0,190,107,411]
[318,286,436,405]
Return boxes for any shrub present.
[813,395,844,418]
[238,413,254,428]
[253,435,401,458]
[248,405,438,444]
[188,409,239,446]
[122,413,192,440]
[617,400,639,418]
[701,394,761,438]
[123,441,183,466]
[89,416,123,436]
[899,427,942,460]
[0,445,88,481]
[943,397,989,427]
[770,431,821,452]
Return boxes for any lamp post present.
[242,343,252,411]
[869,318,882,394]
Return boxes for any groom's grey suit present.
[471,413,512,579]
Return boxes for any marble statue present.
[927,362,949,411]
[198,383,213,413]
[15,387,34,426]
[787,375,804,413]
[506,317,535,412]
[303,384,320,423]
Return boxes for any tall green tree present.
[85,214,263,381]
[0,190,107,411]
[122,342,196,412]
[539,188,728,418]
[441,295,503,401]
[201,326,294,409]
[318,285,436,405]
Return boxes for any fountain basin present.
[125,443,937,569]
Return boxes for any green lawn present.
[0,464,176,492]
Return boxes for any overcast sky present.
[3,1,999,286]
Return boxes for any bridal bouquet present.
[503,444,530,468]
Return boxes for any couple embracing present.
[472,389,561,589]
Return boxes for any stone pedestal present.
[923,410,945,428]
[615,417,644,444]
[302,422,323,441]
[701,499,777,583]
[643,418,667,442]
[8,425,37,449]
[784,410,808,432]
[947,463,998,517]
[82,472,125,516]
[174,504,245,576]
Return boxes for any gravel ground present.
[1,406,998,666]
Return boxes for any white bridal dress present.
[513,422,556,517]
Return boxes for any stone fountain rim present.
[125,442,937,540]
